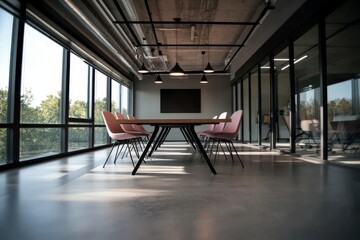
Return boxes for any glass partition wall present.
[232,0,359,166]
[242,77,250,142]
[294,25,321,158]
[274,47,291,151]
[250,68,259,143]
[260,59,271,147]
[326,0,360,163]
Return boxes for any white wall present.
[134,74,232,140]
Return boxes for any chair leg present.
[126,140,135,167]
[103,141,118,168]
[213,139,220,164]
[114,143,125,163]
[229,141,244,168]
[225,142,235,163]
[219,142,228,160]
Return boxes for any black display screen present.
[160,89,201,113]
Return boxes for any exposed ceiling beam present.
[139,44,244,47]
[113,20,259,25]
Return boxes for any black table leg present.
[148,126,167,157]
[132,125,160,175]
[188,125,217,175]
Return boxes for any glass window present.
[0,129,7,165]
[111,80,121,112]
[294,25,321,157]
[94,70,108,146]
[20,128,61,161]
[95,127,108,147]
[250,68,258,142]
[260,59,271,144]
[0,8,15,165]
[274,47,291,149]
[68,127,90,151]
[326,0,360,162]
[121,85,129,116]
[237,82,242,140]
[0,8,14,124]
[21,24,63,124]
[69,53,91,119]
[94,70,107,124]
[243,77,249,142]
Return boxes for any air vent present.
[144,55,169,71]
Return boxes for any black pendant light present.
[138,62,149,73]
[200,74,208,84]
[200,51,208,84]
[154,74,163,84]
[170,18,184,76]
[204,26,214,73]
[138,37,149,74]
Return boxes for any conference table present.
[117,118,231,175]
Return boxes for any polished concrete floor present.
[1,142,360,240]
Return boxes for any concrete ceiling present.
[26,0,274,80]
[111,0,267,73]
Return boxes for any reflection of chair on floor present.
[298,119,320,148]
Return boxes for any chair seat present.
[208,132,237,141]
[110,132,141,140]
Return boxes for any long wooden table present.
[117,118,231,175]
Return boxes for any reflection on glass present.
[69,53,91,119]
[237,82,242,140]
[94,127,108,147]
[326,0,360,162]
[243,77,249,142]
[0,9,13,124]
[94,70,107,124]
[21,24,63,124]
[111,80,121,112]
[260,59,270,143]
[0,129,7,165]
[20,128,61,161]
[121,85,129,116]
[0,9,13,164]
[275,47,291,148]
[294,25,321,157]
[250,68,258,142]
[68,127,90,151]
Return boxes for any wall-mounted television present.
[160,89,201,113]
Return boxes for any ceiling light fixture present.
[204,25,214,73]
[154,74,163,84]
[281,55,308,70]
[170,18,185,76]
[200,51,208,84]
[200,74,208,84]
[138,37,149,74]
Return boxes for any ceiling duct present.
[60,0,142,79]
[144,55,169,72]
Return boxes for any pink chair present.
[197,115,218,140]
[116,112,151,150]
[115,112,149,137]
[201,112,227,152]
[102,111,141,167]
[207,110,244,167]
[128,115,152,139]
